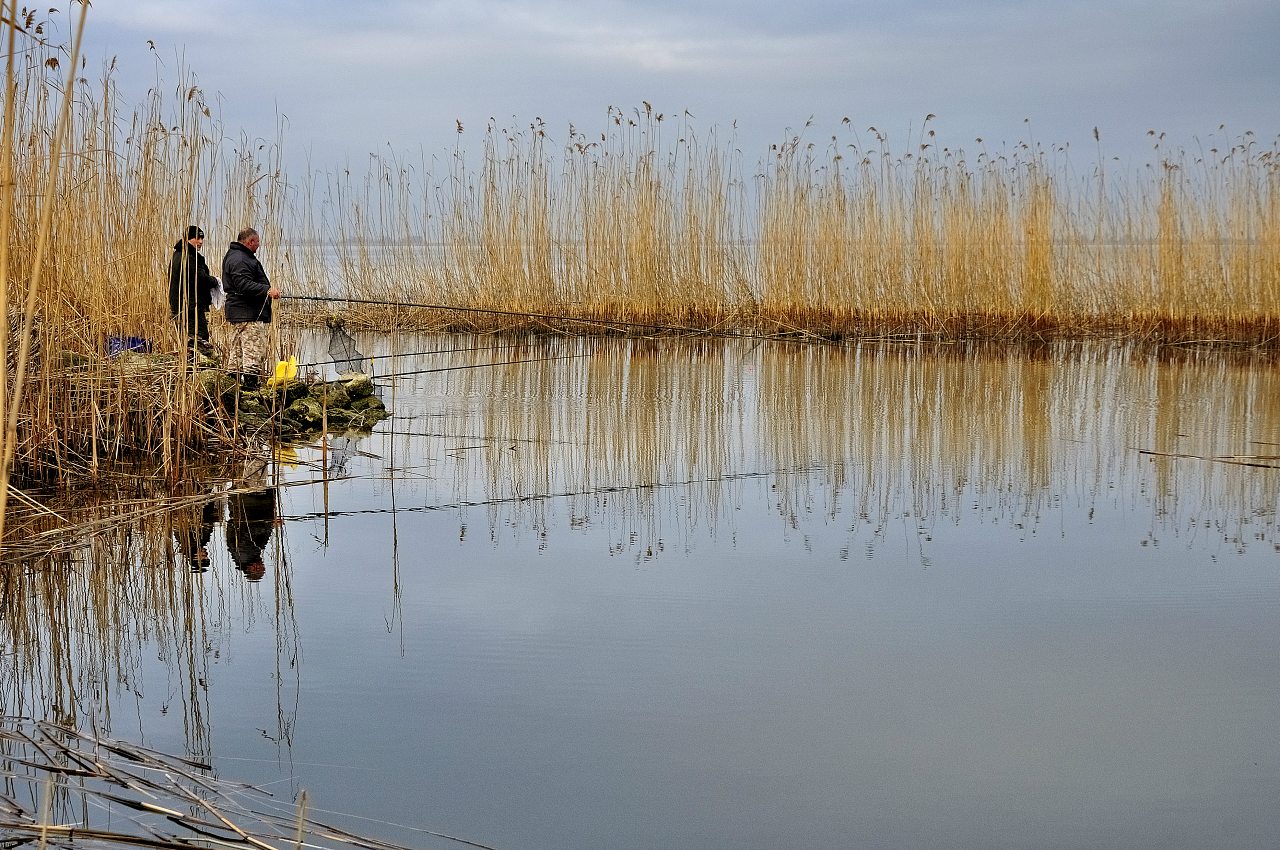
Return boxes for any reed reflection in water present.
[1,449,300,761]
[4,335,1280,850]
[318,333,1280,562]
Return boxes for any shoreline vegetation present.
[1,9,1278,491]
[294,112,1280,347]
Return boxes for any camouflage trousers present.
[227,320,271,376]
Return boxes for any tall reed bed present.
[0,10,288,504]
[4,3,1279,501]
[301,112,1280,344]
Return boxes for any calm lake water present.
[6,335,1280,849]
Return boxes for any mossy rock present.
[349,395,383,413]
[274,379,310,408]
[211,369,388,437]
[235,395,273,419]
[283,396,324,428]
[321,407,354,427]
[197,369,240,403]
[350,409,389,429]
[314,383,351,409]
[339,372,375,399]
[194,351,221,370]
[270,377,309,396]
[115,351,177,370]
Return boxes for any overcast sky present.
[67,0,1280,173]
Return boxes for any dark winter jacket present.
[222,241,273,324]
[167,240,217,318]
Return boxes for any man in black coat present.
[222,227,281,390]
[168,225,218,357]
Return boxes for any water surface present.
[6,337,1280,850]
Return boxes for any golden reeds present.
[2,3,1279,498]
[0,11,291,501]
[299,114,1280,345]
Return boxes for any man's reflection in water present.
[227,456,278,582]
[175,498,222,573]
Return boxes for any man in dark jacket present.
[168,225,218,357]
[222,227,280,390]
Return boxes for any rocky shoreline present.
[195,366,390,437]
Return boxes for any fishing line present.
[278,463,826,523]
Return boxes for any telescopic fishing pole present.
[282,293,843,346]
[290,339,574,370]
[376,351,596,381]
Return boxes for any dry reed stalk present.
[0,0,18,504]
[0,2,89,536]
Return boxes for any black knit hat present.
[185,225,205,240]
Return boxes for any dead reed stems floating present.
[0,716,495,850]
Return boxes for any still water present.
[8,335,1280,849]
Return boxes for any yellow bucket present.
[266,356,298,389]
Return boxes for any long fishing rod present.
[377,352,595,381]
[369,426,585,446]
[284,293,841,347]
[292,339,572,370]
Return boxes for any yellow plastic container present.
[266,356,298,389]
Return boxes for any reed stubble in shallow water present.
[0,718,492,850]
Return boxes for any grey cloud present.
[72,0,1280,171]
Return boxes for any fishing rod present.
[376,352,596,381]
[291,339,568,370]
[367,426,585,447]
[283,293,843,347]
